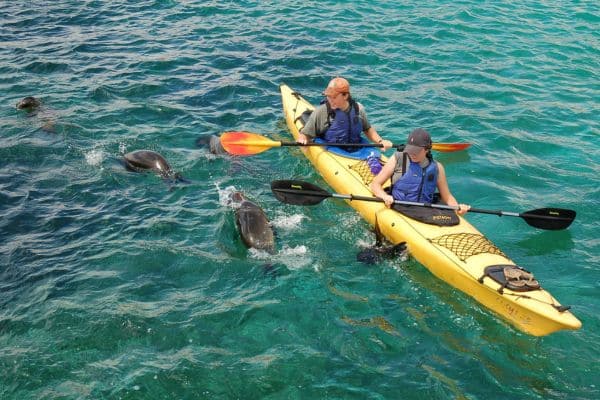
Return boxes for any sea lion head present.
[16,96,41,111]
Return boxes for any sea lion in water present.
[357,215,407,265]
[123,150,187,183]
[16,96,56,133]
[357,241,407,265]
[231,191,275,253]
[209,135,227,155]
[16,96,41,112]
[195,134,227,155]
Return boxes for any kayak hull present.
[280,83,581,336]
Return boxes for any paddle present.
[270,180,576,230]
[220,131,471,156]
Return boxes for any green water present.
[1,1,598,399]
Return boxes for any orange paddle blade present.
[432,143,471,152]
[220,131,281,155]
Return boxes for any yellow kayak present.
[280,83,581,336]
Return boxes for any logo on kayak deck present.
[432,215,452,221]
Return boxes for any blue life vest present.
[391,153,438,203]
[322,100,363,144]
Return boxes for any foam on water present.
[248,244,312,271]
[270,213,306,230]
[84,148,105,167]
[216,184,240,208]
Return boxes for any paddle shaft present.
[257,140,469,153]
[272,184,576,229]
[279,141,393,149]
[328,192,567,220]
[276,188,469,212]
[220,131,471,155]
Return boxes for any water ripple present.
[1,1,599,399]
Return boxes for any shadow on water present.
[435,148,472,165]
[391,258,565,397]
[515,229,574,256]
[388,256,538,345]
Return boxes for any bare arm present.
[436,162,470,215]
[298,113,316,145]
[369,154,397,207]
[364,126,393,151]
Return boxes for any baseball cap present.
[404,128,432,155]
[323,77,350,96]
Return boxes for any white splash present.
[278,245,308,256]
[271,213,307,231]
[215,184,240,208]
[248,245,313,270]
[356,237,375,249]
[248,248,272,259]
[84,149,104,167]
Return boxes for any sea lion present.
[357,241,407,265]
[195,134,227,155]
[231,191,275,253]
[16,96,57,133]
[16,96,41,112]
[357,215,407,265]
[123,150,188,183]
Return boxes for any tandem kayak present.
[279,83,581,336]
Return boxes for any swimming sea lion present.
[357,215,407,265]
[123,150,188,183]
[209,135,227,155]
[16,96,57,133]
[231,191,275,253]
[195,134,227,155]
[357,241,407,265]
[16,96,41,111]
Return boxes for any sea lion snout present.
[16,96,41,111]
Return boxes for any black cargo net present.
[350,159,383,185]
[430,233,508,262]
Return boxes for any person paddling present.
[370,128,470,216]
[297,77,393,152]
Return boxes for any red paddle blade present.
[432,143,471,152]
[220,131,281,156]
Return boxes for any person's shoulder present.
[314,102,329,113]
[355,101,369,118]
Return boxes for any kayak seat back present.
[478,265,541,294]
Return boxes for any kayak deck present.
[279,83,581,336]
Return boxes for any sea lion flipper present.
[357,214,408,264]
[373,214,385,247]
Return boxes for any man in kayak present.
[297,77,393,151]
[370,128,470,216]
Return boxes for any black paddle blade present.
[271,180,331,206]
[521,208,576,230]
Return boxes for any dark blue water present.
[1,1,598,399]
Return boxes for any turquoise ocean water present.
[1,1,599,399]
